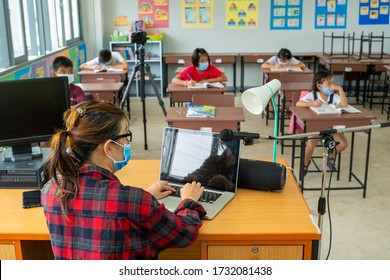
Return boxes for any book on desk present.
[270,67,303,72]
[93,68,124,73]
[310,104,361,114]
[188,82,224,89]
[186,103,216,118]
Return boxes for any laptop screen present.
[160,128,240,193]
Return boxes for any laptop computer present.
[158,127,241,220]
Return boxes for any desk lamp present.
[241,79,281,162]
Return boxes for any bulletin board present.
[359,0,389,25]
[315,0,348,29]
[138,0,169,28]
[225,0,258,29]
[182,0,214,28]
[270,0,303,30]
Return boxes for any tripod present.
[120,44,167,150]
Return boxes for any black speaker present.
[238,158,286,191]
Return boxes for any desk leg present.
[240,57,245,92]
[299,138,306,192]
[349,132,355,182]
[363,130,372,198]
[233,60,237,95]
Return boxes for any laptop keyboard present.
[170,184,222,204]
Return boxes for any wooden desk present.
[289,106,376,197]
[239,52,318,92]
[164,53,238,92]
[0,158,320,260]
[166,107,245,132]
[77,70,128,83]
[166,83,227,107]
[75,82,124,103]
[175,66,224,74]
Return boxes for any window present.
[1,0,82,69]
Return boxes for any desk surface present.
[74,82,124,92]
[77,70,128,76]
[290,105,376,132]
[280,82,312,92]
[166,107,245,123]
[263,68,313,74]
[0,158,320,259]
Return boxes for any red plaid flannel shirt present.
[41,165,206,259]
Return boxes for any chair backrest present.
[289,90,310,134]
[192,94,235,107]
[81,78,116,83]
[279,72,314,83]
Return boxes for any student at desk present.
[261,48,305,70]
[51,56,89,105]
[171,47,228,87]
[79,49,128,71]
[296,70,348,175]
[41,101,206,260]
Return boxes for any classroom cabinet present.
[109,41,164,97]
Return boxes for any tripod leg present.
[120,65,139,114]
[144,64,167,116]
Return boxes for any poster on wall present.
[271,0,303,30]
[315,0,348,29]
[182,0,214,28]
[226,0,258,29]
[359,0,389,25]
[138,0,169,28]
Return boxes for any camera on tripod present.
[131,31,147,45]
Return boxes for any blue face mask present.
[321,86,334,96]
[107,141,131,172]
[198,62,209,71]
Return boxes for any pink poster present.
[138,0,169,28]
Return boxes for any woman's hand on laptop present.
[146,181,176,200]
[181,181,205,202]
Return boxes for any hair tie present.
[77,107,86,117]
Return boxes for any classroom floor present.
[127,92,390,260]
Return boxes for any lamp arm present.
[270,94,278,163]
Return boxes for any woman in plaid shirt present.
[41,101,206,259]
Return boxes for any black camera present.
[131,31,147,45]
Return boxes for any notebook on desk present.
[158,127,241,219]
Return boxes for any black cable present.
[324,149,337,260]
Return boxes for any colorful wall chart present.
[271,0,303,30]
[359,0,389,25]
[226,0,258,29]
[315,0,348,29]
[0,43,86,82]
[182,0,214,28]
[138,0,169,28]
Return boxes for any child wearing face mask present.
[171,48,228,87]
[296,70,348,175]
[51,56,90,106]
[262,48,305,70]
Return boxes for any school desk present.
[75,82,124,103]
[289,106,376,198]
[77,69,128,83]
[165,106,245,132]
[164,53,238,93]
[0,158,320,260]
[166,82,227,107]
[239,52,318,92]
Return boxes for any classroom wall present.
[99,1,390,54]
[85,1,389,89]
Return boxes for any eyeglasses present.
[112,130,132,143]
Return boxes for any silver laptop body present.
[158,127,241,219]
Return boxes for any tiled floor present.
[127,93,390,260]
